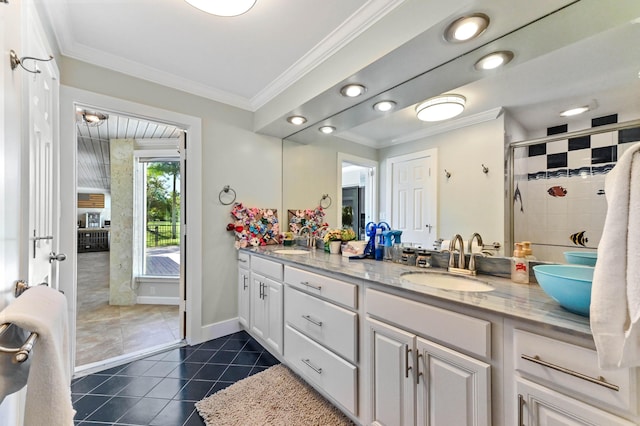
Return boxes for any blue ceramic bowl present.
[533,264,593,316]
[563,251,597,266]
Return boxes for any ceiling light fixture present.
[444,13,490,43]
[560,106,590,117]
[184,0,256,17]
[416,94,466,122]
[340,84,366,98]
[81,111,109,126]
[318,126,336,134]
[373,100,397,112]
[474,50,514,70]
[287,116,307,125]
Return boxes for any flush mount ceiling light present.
[184,0,256,16]
[444,13,490,43]
[81,111,109,126]
[373,100,397,112]
[416,94,466,122]
[340,84,366,98]
[287,115,307,125]
[318,126,336,134]
[474,50,514,70]
[560,106,590,117]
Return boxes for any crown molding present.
[250,0,406,110]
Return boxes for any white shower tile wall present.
[514,122,640,263]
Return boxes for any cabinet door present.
[366,317,415,426]
[416,337,491,426]
[265,280,283,354]
[250,273,267,340]
[238,267,250,328]
[516,379,635,426]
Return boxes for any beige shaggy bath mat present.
[195,364,354,426]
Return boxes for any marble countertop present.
[241,245,593,338]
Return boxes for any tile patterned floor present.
[72,331,279,425]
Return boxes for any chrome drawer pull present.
[405,346,412,378]
[521,354,619,391]
[238,258,247,263]
[301,315,323,327]
[301,358,323,374]
[300,281,322,291]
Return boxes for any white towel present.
[0,286,75,425]
[0,324,31,402]
[591,141,640,369]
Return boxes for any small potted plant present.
[323,228,343,254]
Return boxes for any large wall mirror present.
[282,0,640,261]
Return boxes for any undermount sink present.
[273,249,310,255]
[401,272,494,292]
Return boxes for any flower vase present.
[329,241,342,254]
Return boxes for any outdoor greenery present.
[146,161,180,246]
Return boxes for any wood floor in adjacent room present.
[76,251,181,367]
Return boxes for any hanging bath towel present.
[591,141,640,369]
[0,285,75,425]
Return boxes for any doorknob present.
[49,252,67,263]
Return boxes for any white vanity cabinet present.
[249,256,284,355]
[237,252,250,328]
[511,327,639,426]
[366,288,492,426]
[283,266,359,417]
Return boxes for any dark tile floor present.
[72,331,279,426]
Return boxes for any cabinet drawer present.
[237,252,250,268]
[514,329,636,414]
[284,266,357,309]
[285,286,358,363]
[366,288,491,358]
[251,256,283,281]
[284,325,357,416]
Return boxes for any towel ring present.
[219,185,237,206]
[319,194,332,209]
[0,324,37,363]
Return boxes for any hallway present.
[76,252,180,366]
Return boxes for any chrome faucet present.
[448,234,466,270]
[448,233,477,276]
[468,232,484,273]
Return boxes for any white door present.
[366,317,416,426]
[388,149,437,247]
[25,10,62,290]
[416,337,491,426]
[265,280,283,354]
[0,0,27,423]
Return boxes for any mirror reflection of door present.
[340,155,377,240]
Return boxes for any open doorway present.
[338,153,377,239]
[75,107,183,368]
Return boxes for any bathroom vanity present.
[238,246,639,426]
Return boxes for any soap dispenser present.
[521,241,537,260]
[511,243,529,284]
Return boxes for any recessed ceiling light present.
[287,116,307,125]
[318,126,336,134]
[416,94,466,122]
[184,0,256,17]
[340,84,366,98]
[373,100,397,112]
[444,13,490,43]
[560,106,590,117]
[474,51,514,70]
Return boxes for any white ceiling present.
[40,0,403,111]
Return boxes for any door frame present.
[385,149,438,246]
[58,86,203,370]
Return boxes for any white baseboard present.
[136,296,180,305]
[194,317,242,345]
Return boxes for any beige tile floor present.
[76,251,181,367]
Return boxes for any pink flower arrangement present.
[226,203,279,249]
